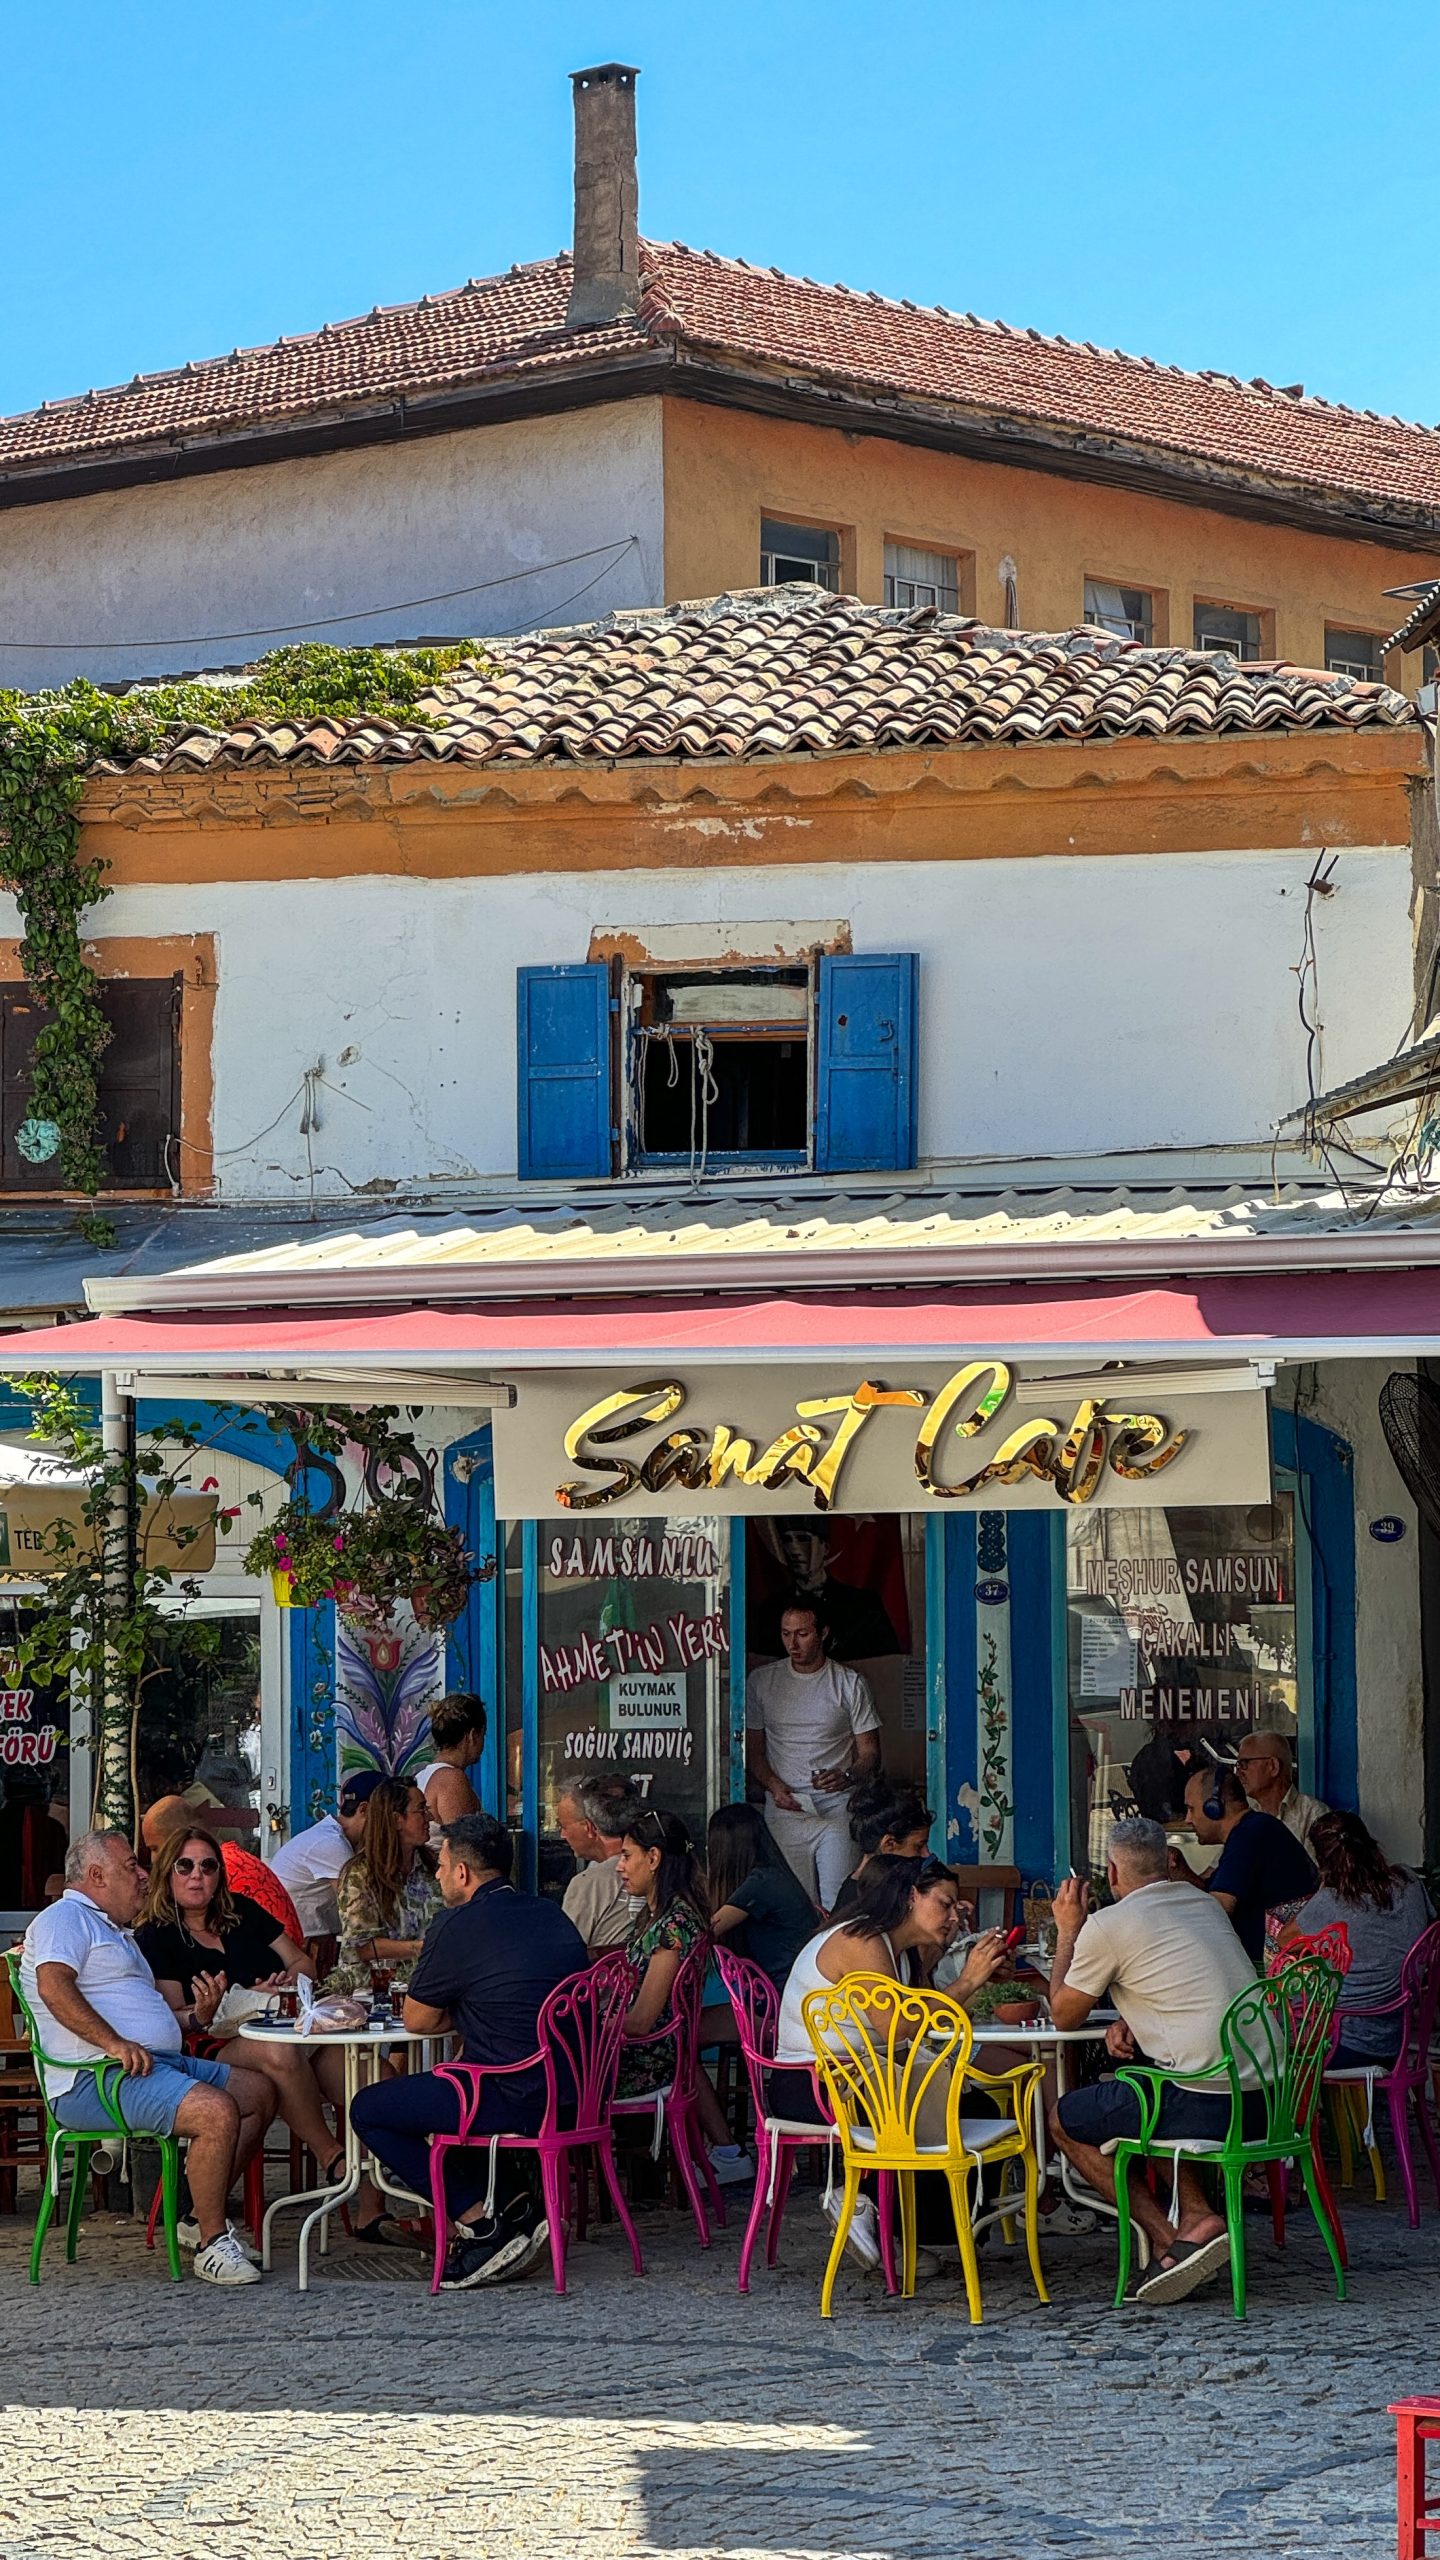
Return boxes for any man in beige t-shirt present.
[556,1777,644,1954]
[1048,1815,1257,2308]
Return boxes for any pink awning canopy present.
[0,1266,1437,1371]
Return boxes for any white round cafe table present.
[969,2015,1119,2222]
[238,2017,450,2291]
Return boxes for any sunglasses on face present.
[174,1856,220,1876]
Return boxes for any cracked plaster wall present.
[35,840,1411,1198]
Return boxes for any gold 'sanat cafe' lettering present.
[556,1365,1190,1514]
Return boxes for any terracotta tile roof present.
[5,244,1440,528]
[99,588,1417,776]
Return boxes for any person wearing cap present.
[269,1772,385,1941]
[142,1794,303,1946]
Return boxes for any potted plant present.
[244,1405,479,1633]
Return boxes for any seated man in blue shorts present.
[21,1828,276,2287]
[1047,1816,1257,2306]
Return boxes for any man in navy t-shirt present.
[1180,1766,1316,1962]
[350,1812,584,2289]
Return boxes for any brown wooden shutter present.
[0,977,181,1190]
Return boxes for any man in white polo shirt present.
[22,1828,275,2287]
[270,1768,385,1939]
[745,1600,881,1909]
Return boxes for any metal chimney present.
[565,64,642,330]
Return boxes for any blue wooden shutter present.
[516,964,612,1179]
[815,952,918,1173]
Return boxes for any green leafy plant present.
[0,642,483,1220]
[0,1374,238,1836]
[243,1402,480,1633]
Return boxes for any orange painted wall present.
[660,398,1440,674]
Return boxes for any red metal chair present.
[1393,2400,1440,2558]
[612,1939,725,2248]
[1324,1916,1440,2228]
[1265,1922,1352,2264]
[713,1946,896,2294]
[425,1953,643,2297]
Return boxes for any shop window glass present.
[508,1516,730,1897]
[745,1516,929,1796]
[1065,1499,1299,1872]
[0,1610,71,1913]
[135,1607,264,1851]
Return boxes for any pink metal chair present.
[1265,1922,1352,2266]
[714,1945,896,2293]
[612,1938,725,2248]
[425,1953,644,2296]
[1324,1915,1440,2228]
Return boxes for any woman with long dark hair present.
[137,1825,352,2224]
[614,1808,750,2182]
[706,1802,817,1991]
[327,1777,441,1995]
[1290,1809,1433,2066]
[771,1852,1010,2270]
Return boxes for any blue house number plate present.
[975,1579,1010,1605]
[1369,1516,1407,1543]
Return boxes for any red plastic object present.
[1391,2400,1440,2557]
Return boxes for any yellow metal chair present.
[801,1974,1049,2323]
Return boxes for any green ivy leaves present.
[0,640,484,1223]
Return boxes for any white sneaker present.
[226,2220,262,2266]
[193,2230,262,2286]
[175,2216,200,2249]
[821,2189,881,2270]
[707,2145,756,2188]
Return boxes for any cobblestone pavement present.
[0,2175,1431,2560]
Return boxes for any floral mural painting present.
[335,1611,443,1782]
[975,1512,1014,1860]
[977,1631,1013,1857]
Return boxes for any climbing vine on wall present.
[0,642,483,1227]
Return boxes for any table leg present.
[296,2042,361,2294]
[360,2035,438,2219]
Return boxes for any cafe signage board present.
[0,1490,218,1578]
[492,1362,1271,1520]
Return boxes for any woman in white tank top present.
[413,1693,488,1832]
[768,1855,1012,2272]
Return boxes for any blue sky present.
[3,0,1434,425]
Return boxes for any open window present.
[516,952,918,1182]
[628,968,810,1170]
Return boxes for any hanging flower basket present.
[246,1495,476,1631]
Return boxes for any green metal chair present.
[3,1946,183,2284]
[1109,1957,1346,2321]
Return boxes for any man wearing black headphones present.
[1179,1764,1316,1962]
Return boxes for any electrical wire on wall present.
[1292,850,1387,1210]
[0,536,641,655]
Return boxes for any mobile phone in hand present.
[1002,1923,1027,1952]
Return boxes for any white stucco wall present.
[0,403,665,686]
[1290,1360,1424,1862]
[22,840,1408,1196]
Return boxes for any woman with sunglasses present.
[137,1827,348,2202]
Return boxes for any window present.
[885,543,960,615]
[1084,581,1154,645]
[516,953,918,1181]
[1325,627,1387,682]
[0,977,180,1190]
[1065,1498,1301,1869]
[760,519,840,591]
[1194,602,1263,659]
[630,969,810,1167]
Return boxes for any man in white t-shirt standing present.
[745,1601,881,1909]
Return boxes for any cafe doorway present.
[744,1515,930,1796]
